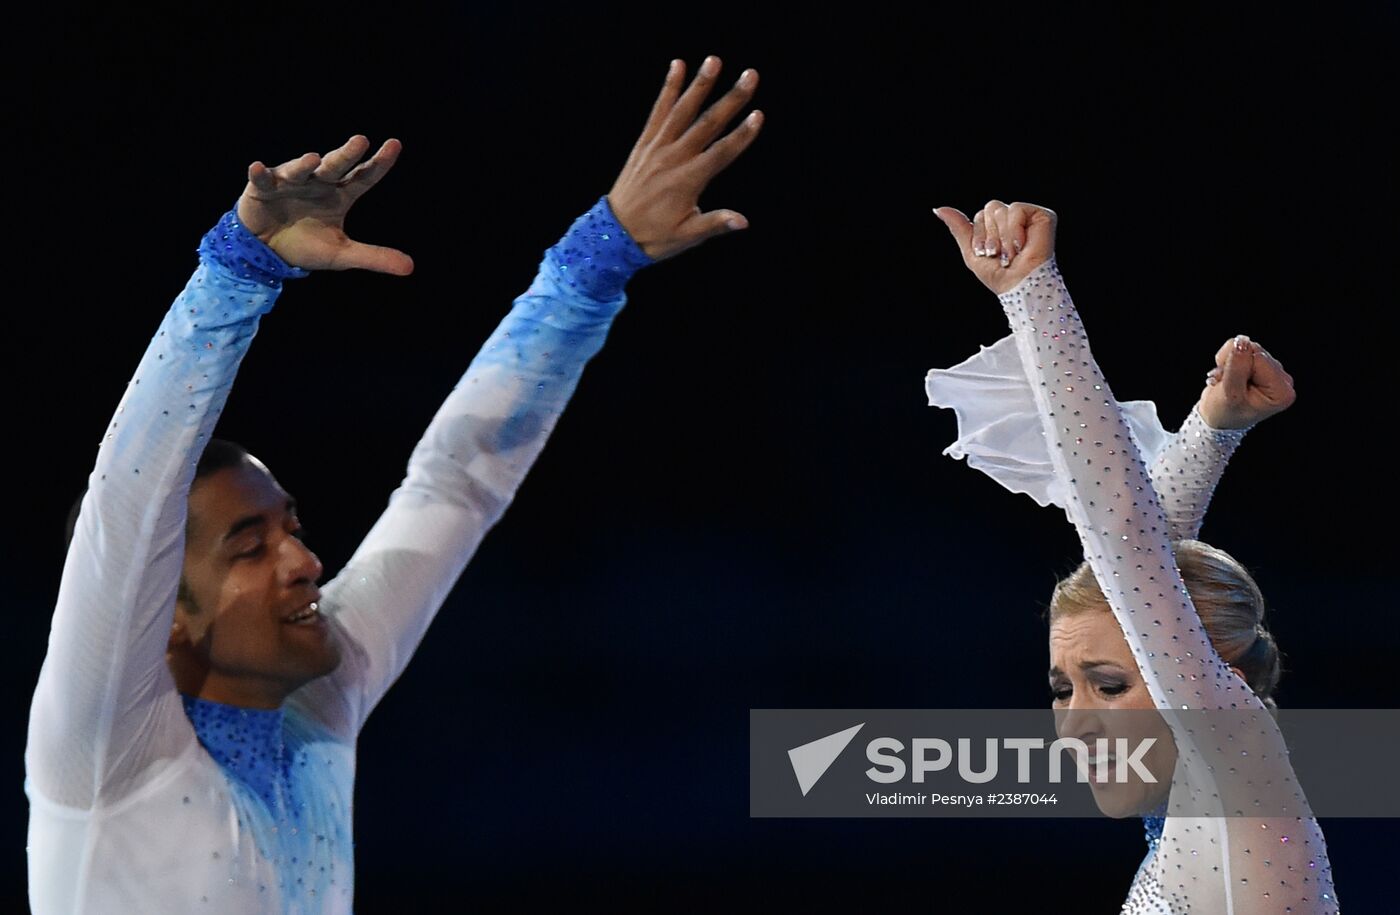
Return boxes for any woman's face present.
[1048,608,1177,818]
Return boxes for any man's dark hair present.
[64,438,251,552]
[194,438,252,481]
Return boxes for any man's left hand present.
[608,56,763,262]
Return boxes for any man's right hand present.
[236,135,414,276]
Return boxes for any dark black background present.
[9,2,1395,910]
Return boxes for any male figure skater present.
[26,56,761,913]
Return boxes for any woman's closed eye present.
[1049,680,1132,703]
[1096,681,1130,698]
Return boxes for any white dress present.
[25,199,648,913]
[926,258,1340,914]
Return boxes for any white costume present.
[927,258,1339,914]
[25,199,649,913]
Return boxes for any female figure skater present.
[927,200,1339,913]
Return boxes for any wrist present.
[1190,402,1252,439]
[995,254,1058,297]
[198,208,310,288]
[548,196,654,301]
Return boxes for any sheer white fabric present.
[926,333,1245,541]
[927,258,1339,914]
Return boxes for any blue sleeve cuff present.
[548,196,653,301]
[198,208,311,288]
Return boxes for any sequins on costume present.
[26,197,649,913]
[928,257,1339,913]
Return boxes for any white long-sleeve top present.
[25,199,649,914]
[927,258,1339,914]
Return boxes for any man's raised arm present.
[26,137,410,809]
[304,57,764,730]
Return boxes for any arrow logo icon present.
[788,723,865,796]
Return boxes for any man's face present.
[173,458,340,706]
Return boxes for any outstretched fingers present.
[679,68,759,154]
[333,239,415,276]
[277,152,322,183]
[688,109,764,185]
[237,134,412,274]
[247,161,278,193]
[657,56,723,145]
[343,139,404,198]
[636,60,686,149]
[314,135,371,182]
[680,208,750,250]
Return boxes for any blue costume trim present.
[549,195,652,301]
[197,208,310,289]
[182,695,293,816]
[1142,799,1168,850]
